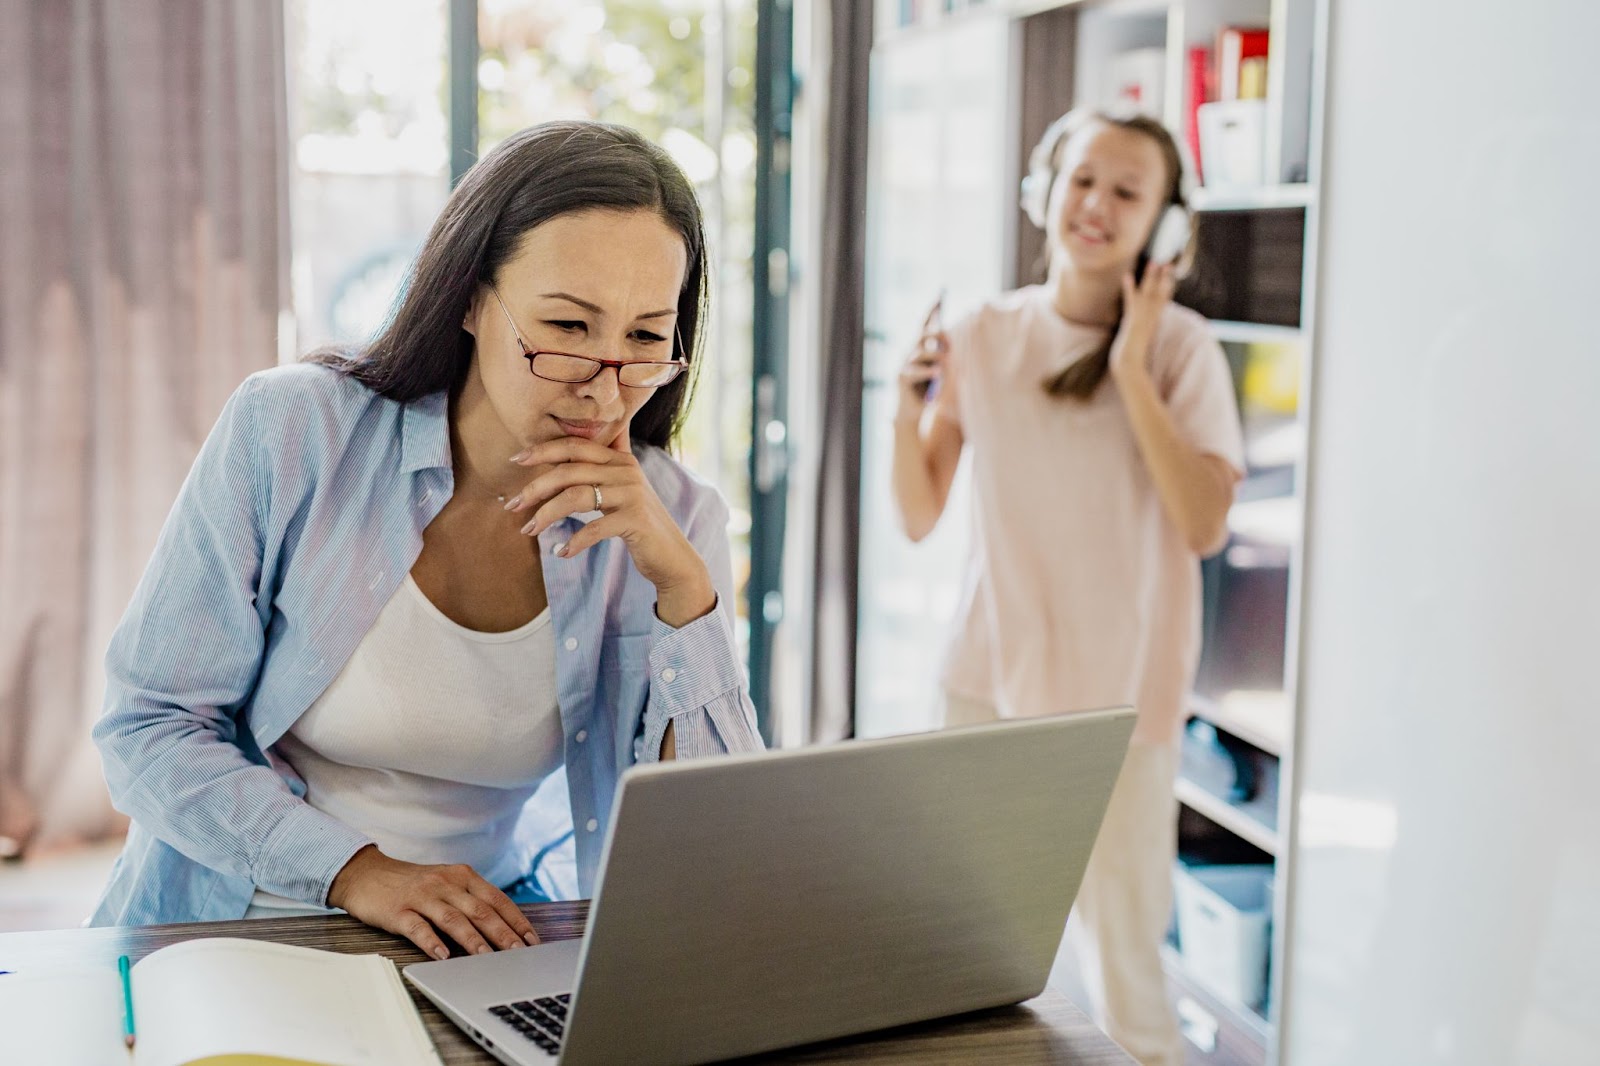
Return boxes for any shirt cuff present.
[647,597,743,716]
[636,598,752,762]
[251,802,374,906]
[670,696,765,757]
[637,693,765,764]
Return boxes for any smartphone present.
[917,290,947,401]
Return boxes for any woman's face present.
[464,207,688,451]
[1046,122,1170,274]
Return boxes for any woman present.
[91,121,762,962]
[890,108,1244,1066]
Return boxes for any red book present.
[1217,27,1269,101]
[1185,45,1210,182]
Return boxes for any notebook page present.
[130,938,440,1066]
[0,969,126,1065]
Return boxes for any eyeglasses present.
[490,287,688,389]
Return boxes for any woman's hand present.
[895,301,948,426]
[1109,262,1177,384]
[327,845,540,960]
[507,426,716,627]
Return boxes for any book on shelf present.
[1238,56,1268,100]
[0,937,443,1066]
[1217,27,1270,102]
[1187,30,1269,185]
[1185,45,1211,182]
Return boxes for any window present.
[287,0,451,353]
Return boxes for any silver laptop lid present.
[560,706,1134,1065]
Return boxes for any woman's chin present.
[1057,246,1130,278]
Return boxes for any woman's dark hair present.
[1028,109,1191,402]
[308,120,708,449]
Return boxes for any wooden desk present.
[0,903,1134,1064]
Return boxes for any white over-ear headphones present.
[1021,111,1081,229]
[1020,168,1051,229]
[1145,204,1192,267]
[1021,109,1195,271]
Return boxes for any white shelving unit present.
[1191,183,1316,211]
[1209,320,1302,344]
[863,0,1327,1062]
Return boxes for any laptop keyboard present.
[488,993,570,1056]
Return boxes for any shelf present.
[1209,320,1303,345]
[1227,494,1300,547]
[1189,690,1288,757]
[1189,690,1289,757]
[1176,736,1280,854]
[1191,183,1317,212]
[1242,421,1305,476]
[1175,777,1278,855]
[1236,465,1295,504]
[1162,944,1270,1062]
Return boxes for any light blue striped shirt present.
[89,363,762,926]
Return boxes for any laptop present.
[403,706,1134,1065]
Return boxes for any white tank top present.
[250,574,562,911]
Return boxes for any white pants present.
[942,690,1183,1066]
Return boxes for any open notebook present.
[0,937,443,1066]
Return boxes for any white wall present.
[1284,2,1600,1064]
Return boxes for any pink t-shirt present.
[934,286,1245,745]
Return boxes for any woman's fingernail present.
[434,947,449,960]
[524,932,539,946]
[510,449,528,463]
[521,518,539,536]
[503,494,522,511]
[553,542,568,557]
[476,945,492,955]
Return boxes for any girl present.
[91,121,762,961]
[890,108,1244,1066]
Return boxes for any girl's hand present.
[328,845,539,960]
[507,426,716,627]
[1109,261,1177,383]
[895,300,948,425]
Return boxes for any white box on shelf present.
[1174,862,1273,1008]
[1198,99,1267,188]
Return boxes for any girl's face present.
[464,207,688,451]
[1046,121,1171,275]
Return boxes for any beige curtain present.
[0,0,288,856]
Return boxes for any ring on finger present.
[592,484,603,511]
